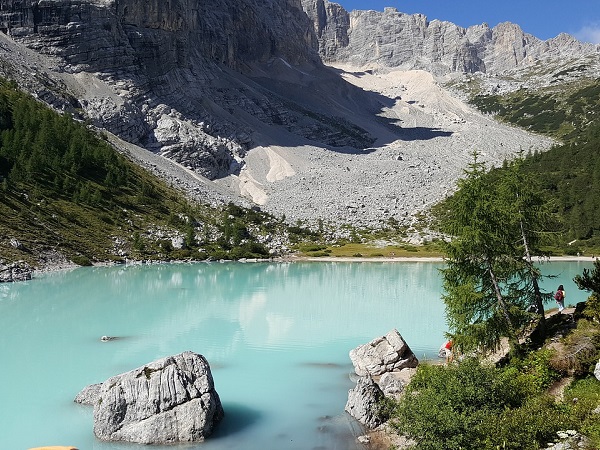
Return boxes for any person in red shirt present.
[444,340,453,363]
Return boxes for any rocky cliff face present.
[0,0,377,181]
[0,0,560,232]
[0,0,317,72]
[302,0,600,75]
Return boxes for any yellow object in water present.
[28,447,78,450]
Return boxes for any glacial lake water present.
[0,260,593,450]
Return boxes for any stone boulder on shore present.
[349,329,419,376]
[345,375,386,429]
[75,351,223,444]
[346,329,419,429]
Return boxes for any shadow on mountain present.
[396,127,454,141]
[244,61,452,154]
[0,0,458,176]
[322,146,378,155]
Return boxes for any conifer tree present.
[438,153,550,355]
[497,155,551,332]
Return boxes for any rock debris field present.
[0,28,554,234]
[123,64,554,233]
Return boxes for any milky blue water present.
[0,260,592,449]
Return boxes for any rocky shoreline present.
[348,306,600,450]
[2,254,595,284]
[0,260,32,282]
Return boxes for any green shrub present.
[391,358,562,450]
[583,294,600,322]
[477,396,571,450]
[228,242,269,259]
[550,319,600,376]
[299,244,327,252]
[71,255,92,266]
[158,239,173,252]
[564,377,600,449]
[170,249,192,260]
[510,348,561,391]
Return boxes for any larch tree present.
[437,152,551,356]
[497,154,552,334]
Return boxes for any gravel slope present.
[1,27,554,235]
[210,64,554,234]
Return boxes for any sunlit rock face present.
[0,0,317,72]
[301,0,600,75]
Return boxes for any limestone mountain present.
[302,0,600,76]
[0,0,558,235]
[0,0,379,180]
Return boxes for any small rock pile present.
[0,260,32,282]
[542,430,590,450]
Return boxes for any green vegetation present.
[565,377,600,448]
[434,154,550,354]
[470,78,600,141]
[318,242,443,258]
[382,241,600,450]
[389,357,568,450]
[523,123,600,249]
[383,152,600,450]
[575,259,600,322]
[291,240,444,258]
[387,314,600,450]
[0,79,291,265]
[467,78,600,253]
[290,219,444,258]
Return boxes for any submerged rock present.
[349,329,418,376]
[77,351,223,444]
[74,383,102,406]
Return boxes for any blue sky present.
[334,1,600,43]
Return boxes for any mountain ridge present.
[1,0,377,181]
[302,0,600,75]
[0,0,575,238]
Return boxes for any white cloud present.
[574,23,600,44]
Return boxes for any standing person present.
[444,340,453,363]
[554,284,566,312]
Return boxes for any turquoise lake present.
[0,260,593,449]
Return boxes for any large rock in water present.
[84,351,223,444]
[349,329,418,376]
[345,375,385,429]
